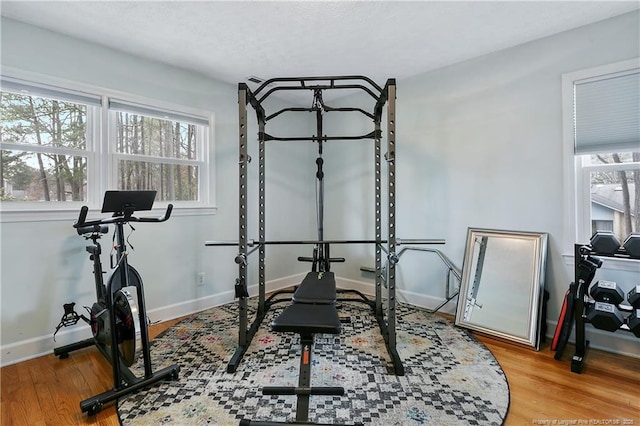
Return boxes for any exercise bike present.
[53,190,180,415]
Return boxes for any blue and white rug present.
[118,298,509,425]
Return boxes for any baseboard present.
[0,273,306,367]
[147,272,307,323]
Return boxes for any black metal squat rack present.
[207,76,445,375]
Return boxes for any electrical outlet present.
[197,272,205,286]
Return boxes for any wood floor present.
[2,317,639,426]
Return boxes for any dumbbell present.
[623,233,640,258]
[626,286,640,338]
[586,302,624,332]
[586,281,625,332]
[628,285,640,309]
[590,231,621,255]
[590,280,624,305]
[627,309,640,338]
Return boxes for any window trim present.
[562,58,640,254]
[0,67,216,221]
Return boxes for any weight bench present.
[240,272,356,426]
[292,271,337,304]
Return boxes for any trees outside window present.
[1,91,89,202]
[114,112,200,202]
[587,154,639,242]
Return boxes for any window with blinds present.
[571,63,640,243]
[574,69,639,155]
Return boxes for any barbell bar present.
[205,238,446,247]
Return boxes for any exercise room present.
[1,2,639,425]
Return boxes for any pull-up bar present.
[255,74,382,88]
[266,106,375,121]
[253,75,384,101]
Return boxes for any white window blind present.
[574,69,640,154]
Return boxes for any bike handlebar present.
[73,204,173,229]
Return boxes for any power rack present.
[207,76,445,375]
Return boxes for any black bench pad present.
[272,304,341,335]
[292,272,336,304]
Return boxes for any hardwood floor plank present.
[4,362,47,425]
[32,355,83,425]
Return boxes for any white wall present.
[325,11,640,355]
[0,18,314,365]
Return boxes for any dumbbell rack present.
[556,244,638,374]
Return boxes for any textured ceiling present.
[1,1,638,90]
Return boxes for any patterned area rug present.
[118,298,509,425]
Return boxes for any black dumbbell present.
[627,285,640,308]
[627,309,640,338]
[586,302,624,332]
[622,286,640,338]
[623,233,640,258]
[590,280,625,305]
[590,231,622,255]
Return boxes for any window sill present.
[0,205,217,223]
[562,252,640,273]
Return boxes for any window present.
[0,76,212,214]
[109,100,210,203]
[0,78,100,204]
[563,59,640,250]
[582,156,638,242]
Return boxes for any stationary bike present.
[53,190,180,415]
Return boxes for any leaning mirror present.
[455,228,548,349]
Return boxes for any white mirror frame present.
[455,228,548,350]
